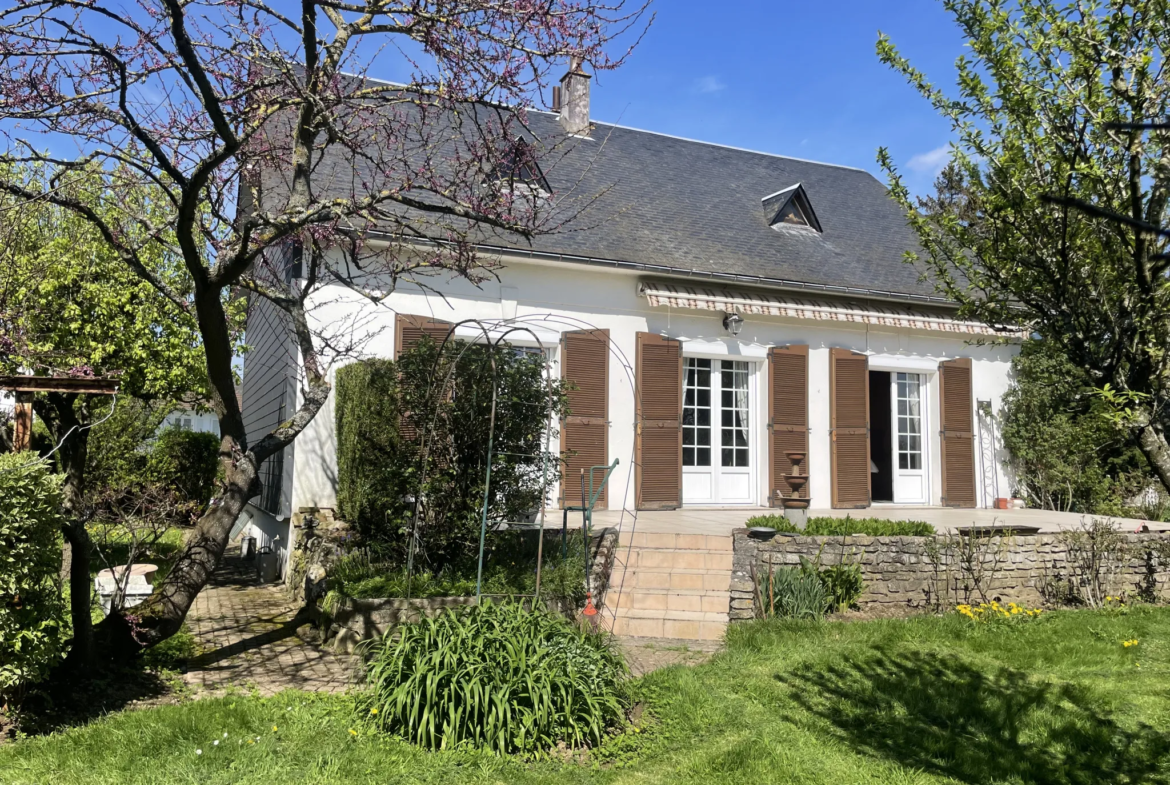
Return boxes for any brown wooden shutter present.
[768,345,809,507]
[830,348,870,509]
[394,314,454,359]
[940,357,977,508]
[561,329,609,509]
[394,314,454,443]
[12,393,32,452]
[635,333,683,510]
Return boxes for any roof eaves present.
[357,230,954,308]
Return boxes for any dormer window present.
[762,184,822,233]
[490,138,550,195]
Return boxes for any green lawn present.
[5,607,1170,784]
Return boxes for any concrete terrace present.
[588,506,1163,537]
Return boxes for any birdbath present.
[779,451,810,530]
[94,563,158,616]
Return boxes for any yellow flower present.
[272,726,278,732]
[349,728,358,736]
[370,707,379,715]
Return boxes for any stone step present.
[610,589,730,613]
[608,567,732,592]
[607,614,727,641]
[613,549,733,571]
[615,607,728,623]
[617,532,734,551]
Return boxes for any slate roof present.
[255,83,941,304]
[504,111,940,302]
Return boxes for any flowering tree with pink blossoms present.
[0,0,649,665]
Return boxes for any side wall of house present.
[240,269,298,521]
[291,253,1019,515]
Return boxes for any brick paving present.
[183,558,360,696]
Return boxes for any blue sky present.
[572,0,968,196]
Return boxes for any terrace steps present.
[601,531,733,642]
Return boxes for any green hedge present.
[746,514,934,537]
[335,341,567,565]
[0,454,65,700]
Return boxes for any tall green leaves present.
[0,455,65,700]
[878,1,1170,494]
[363,601,628,754]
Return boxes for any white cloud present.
[693,75,726,94]
[906,145,951,175]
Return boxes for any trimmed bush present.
[146,427,219,505]
[747,514,934,537]
[0,454,65,700]
[335,342,568,565]
[363,600,627,754]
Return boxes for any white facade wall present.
[291,253,1018,515]
[158,409,221,436]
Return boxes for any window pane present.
[721,409,733,427]
[698,409,710,426]
[697,389,710,407]
[697,448,710,466]
[899,434,909,453]
[683,447,695,466]
[722,448,734,466]
[737,448,749,466]
[722,430,734,446]
[697,429,710,446]
[683,429,695,445]
[899,453,909,470]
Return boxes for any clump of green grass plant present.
[362,600,627,755]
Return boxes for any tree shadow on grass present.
[781,650,1170,785]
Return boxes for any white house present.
[240,64,1019,552]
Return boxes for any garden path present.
[183,557,360,696]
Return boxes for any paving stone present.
[183,557,360,696]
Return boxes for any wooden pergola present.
[0,375,120,451]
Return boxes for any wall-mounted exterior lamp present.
[722,312,744,336]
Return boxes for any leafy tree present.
[0,167,214,670]
[877,1,1170,494]
[337,339,567,567]
[0,1,647,655]
[1001,340,1148,514]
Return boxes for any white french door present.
[893,372,927,504]
[682,358,754,505]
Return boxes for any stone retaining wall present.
[329,527,619,652]
[730,528,1170,620]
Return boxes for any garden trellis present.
[363,310,654,625]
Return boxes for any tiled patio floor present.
[183,558,360,696]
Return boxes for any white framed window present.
[682,358,712,467]
[896,372,923,471]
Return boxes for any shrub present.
[746,514,934,537]
[336,341,568,565]
[363,600,627,754]
[759,567,826,620]
[1002,340,1150,515]
[0,454,66,700]
[813,559,865,613]
[146,428,220,505]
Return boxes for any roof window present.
[762,184,821,233]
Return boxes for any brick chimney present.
[556,56,591,136]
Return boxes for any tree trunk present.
[33,393,94,674]
[1136,414,1170,500]
[94,454,260,656]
